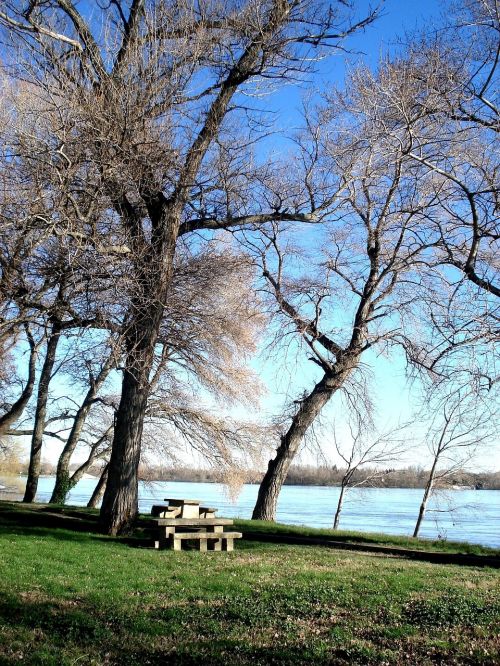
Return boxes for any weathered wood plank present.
[168,531,242,552]
[170,532,242,540]
[151,505,181,518]
[156,518,234,526]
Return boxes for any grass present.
[0,501,499,665]
[235,519,500,556]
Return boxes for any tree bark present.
[98,363,150,533]
[87,464,109,508]
[23,323,61,503]
[252,372,343,521]
[333,483,347,530]
[413,456,439,537]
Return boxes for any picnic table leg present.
[155,526,175,550]
[208,525,223,551]
[222,538,234,552]
[171,534,182,551]
[199,539,208,552]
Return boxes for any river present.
[27,476,500,548]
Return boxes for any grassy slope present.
[0,502,499,665]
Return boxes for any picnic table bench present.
[152,498,242,551]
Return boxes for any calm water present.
[31,477,500,548]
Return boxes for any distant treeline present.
[283,465,500,490]
[28,462,499,490]
[133,464,500,490]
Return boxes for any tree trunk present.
[87,464,109,508]
[99,220,178,535]
[333,483,347,530]
[50,356,113,504]
[98,355,152,533]
[252,373,340,521]
[23,324,61,503]
[413,456,439,538]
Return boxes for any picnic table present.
[152,498,242,552]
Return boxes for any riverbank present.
[26,477,500,548]
[0,502,498,665]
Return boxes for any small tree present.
[332,424,409,530]
[413,388,497,538]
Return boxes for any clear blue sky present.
[262,0,444,129]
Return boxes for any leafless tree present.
[413,386,498,537]
[0,326,40,441]
[331,424,409,530]
[18,239,266,505]
[251,85,439,520]
[49,349,117,504]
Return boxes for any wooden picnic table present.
[152,499,242,551]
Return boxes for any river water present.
[28,476,500,548]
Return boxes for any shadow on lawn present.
[2,501,498,565]
[0,591,336,665]
[0,501,156,548]
[0,501,262,551]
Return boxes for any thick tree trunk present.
[87,464,109,508]
[99,349,154,533]
[50,356,113,504]
[23,324,61,503]
[99,220,178,535]
[252,373,340,521]
[413,456,439,538]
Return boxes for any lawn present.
[0,501,499,665]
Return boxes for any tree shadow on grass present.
[0,591,143,665]
[0,501,156,549]
[0,501,260,552]
[0,590,336,665]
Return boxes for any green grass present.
[235,519,500,556]
[0,501,499,665]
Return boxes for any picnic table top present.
[156,518,234,526]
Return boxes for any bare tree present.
[413,387,497,538]
[49,350,117,504]
[0,0,379,534]
[332,424,409,530]
[251,85,438,520]
[0,326,40,441]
